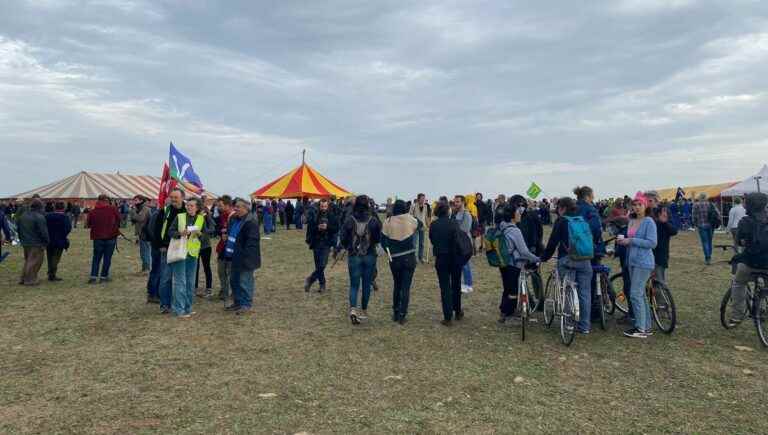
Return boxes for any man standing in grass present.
[17,199,49,286]
[45,202,72,282]
[304,198,339,293]
[225,198,261,315]
[410,193,431,264]
[153,189,186,313]
[86,194,121,284]
[451,195,474,294]
[130,195,152,274]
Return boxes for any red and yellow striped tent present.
[251,163,352,199]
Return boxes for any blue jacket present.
[46,212,72,250]
[0,210,11,241]
[627,217,657,270]
[576,200,605,255]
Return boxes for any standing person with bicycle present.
[540,197,594,334]
[726,192,768,327]
[496,204,541,323]
[617,194,657,338]
[574,186,605,322]
[645,191,678,288]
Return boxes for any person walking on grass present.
[430,203,464,326]
[340,195,382,325]
[727,192,768,327]
[45,202,71,282]
[193,206,216,300]
[153,189,186,314]
[130,195,152,274]
[17,199,49,286]
[225,198,262,315]
[692,193,720,265]
[451,195,474,294]
[728,197,746,254]
[410,193,431,264]
[304,198,339,293]
[495,204,541,324]
[167,197,207,318]
[382,200,421,324]
[215,195,235,302]
[86,194,121,284]
[617,194,658,338]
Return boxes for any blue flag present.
[169,142,203,193]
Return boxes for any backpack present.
[484,226,514,268]
[707,204,721,229]
[351,217,372,256]
[455,228,473,266]
[743,217,768,268]
[141,209,159,242]
[564,216,594,261]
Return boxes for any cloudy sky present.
[1,0,767,200]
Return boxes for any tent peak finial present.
[302,149,306,165]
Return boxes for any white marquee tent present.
[721,165,768,197]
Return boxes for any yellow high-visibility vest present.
[177,213,204,258]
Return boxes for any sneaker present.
[304,277,312,293]
[577,329,591,335]
[623,328,647,338]
[461,285,469,294]
[87,278,98,284]
[455,310,465,321]
[159,306,171,314]
[498,315,509,324]
[224,304,241,312]
[99,277,112,283]
[726,318,744,328]
[358,310,369,322]
[349,308,360,325]
[318,283,326,293]
[235,307,251,315]
[644,329,654,337]
[398,317,407,325]
[466,286,474,294]
[177,314,192,319]
[441,319,453,327]
[48,276,63,282]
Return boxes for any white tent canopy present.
[721,165,768,197]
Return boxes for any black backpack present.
[141,209,159,243]
[744,217,768,268]
[707,204,721,229]
[454,228,473,266]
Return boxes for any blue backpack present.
[564,216,594,261]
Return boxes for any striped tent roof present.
[5,171,213,200]
[252,163,352,199]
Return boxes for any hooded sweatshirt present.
[736,192,768,268]
[382,213,422,258]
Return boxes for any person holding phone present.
[167,197,207,318]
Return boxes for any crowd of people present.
[3,186,765,341]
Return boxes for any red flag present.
[158,162,177,208]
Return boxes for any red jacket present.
[215,210,234,255]
[87,201,121,240]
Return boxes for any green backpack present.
[485,226,513,268]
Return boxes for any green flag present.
[527,182,542,199]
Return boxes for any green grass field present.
[1,225,766,434]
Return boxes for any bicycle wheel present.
[543,273,557,328]
[754,289,768,347]
[601,272,616,316]
[521,301,528,342]
[650,283,676,334]
[560,284,577,346]
[527,270,544,313]
[610,273,629,314]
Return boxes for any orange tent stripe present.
[308,166,350,196]
[306,166,331,196]
[253,167,299,197]
[251,162,352,199]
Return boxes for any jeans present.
[230,267,255,308]
[159,249,173,308]
[90,239,116,279]
[499,266,521,316]
[46,247,64,278]
[348,254,377,309]
[309,246,330,286]
[436,255,462,320]
[390,254,416,319]
[217,258,232,299]
[628,266,653,332]
[462,261,473,287]
[558,257,594,332]
[146,247,161,298]
[416,229,425,261]
[697,225,714,261]
[138,240,151,271]
[731,263,768,321]
[654,265,667,288]
[195,247,213,290]
[170,255,197,315]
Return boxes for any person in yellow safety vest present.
[167,197,207,318]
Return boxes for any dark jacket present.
[87,201,121,240]
[519,209,544,256]
[476,200,492,226]
[306,208,340,249]
[231,213,261,270]
[340,209,382,256]
[429,216,461,257]
[18,209,49,247]
[153,204,184,249]
[45,212,72,250]
[736,193,768,269]
[653,211,678,268]
[541,216,569,262]
[0,209,11,241]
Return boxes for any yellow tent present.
[654,182,737,202]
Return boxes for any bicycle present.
[609,270,677,333]
[543,264,580,346]
[592,263,615,330]
[719,265,768,347]
[515,264,539,342]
